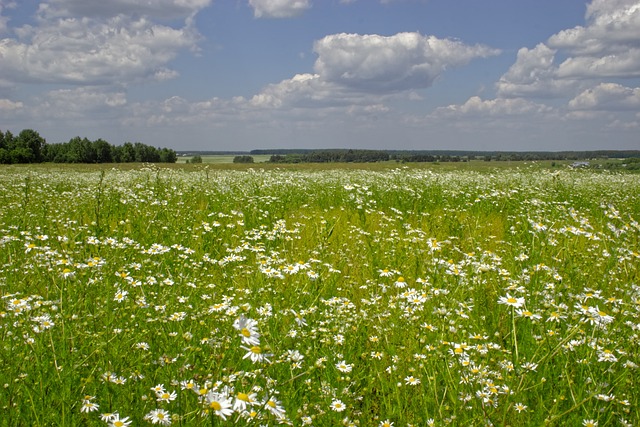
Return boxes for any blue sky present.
[1,0,639,151]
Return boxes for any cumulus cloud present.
[548,0,640,56]
[248,73,387,109]
[32,87,127,119]
[0,15,199,85]
[314,32,500,93]
[249,73,329,108]
[555,49,640,79]
[248,0,311,18]
[433,96,553,118]
[551,0,640,79]
[126,73,388,129]
[569,83,640,110]
[228,32,501,117]
[0,0,209,86]
[39,0,212,20]
[499,0,640,98]
[496,44,579,98]
[0,98,23,111]
[0,1,15,34]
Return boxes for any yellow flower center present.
[241,328,251,337]
[250,346,261,354]
[237,392,249,402]
[210,401,222,411]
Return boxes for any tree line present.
[0,129,177,164]
[269,149,390,163]
[252,148,640,163]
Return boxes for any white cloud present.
[548,0,640,56]
[249,73,323,108]
[498,0,640,98]
[34,87,127,119]
[569,83,640,110]
[121,32,501,132]
[0,1,16,34]
[124,73,387,129]
[39,0,212,20]
[314,32,500,93]
[248,0,311,19]
[0,98,23,111]
[433,96,553,118]
[0,15,199,85]
[555,48,640,79]
[248,73,383,109]
[496,43,578,98]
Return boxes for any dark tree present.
[233,155,254,163]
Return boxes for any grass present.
[0,162,638,426]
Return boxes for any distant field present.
[174,156,574,170]
[173,155,638,171]
[177,154,273,164]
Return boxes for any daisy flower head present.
[498,293,525,308]
[335,360,353,373]
[156,389,177,403]
[380,420,394,427]
[379,268,394,277]
[330,399,346,412]
[514,402,528,413]
[233,315,261,346]
[404,375,420,386]
[109,414,132,427]
[394,277,407,288]
[144,408,172,425]
[100,412,120,422]
[113,289,128,302]
[203,391,234,420]
[263,395,286,419]
[151,384,166,394]
[242,345,272,363]
[80,396,99,413]
[233,391,259,412]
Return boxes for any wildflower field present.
[1,163,639,427]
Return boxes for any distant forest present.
[0,129,177,164]
[246,148,640,163]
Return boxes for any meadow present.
[0,163,638,426]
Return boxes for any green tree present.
[0,130,8,164]
[233,155,254,163]
[159,148,177,163]
[12,129,46,163]
[93,139,113,163]
[119,142,136,162]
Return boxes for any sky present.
[1,0,639,152]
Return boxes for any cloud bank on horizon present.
[1,0,639,151]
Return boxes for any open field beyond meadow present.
[1,163,639,426]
